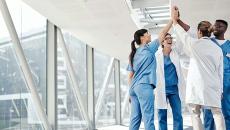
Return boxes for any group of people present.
[127,6,230,130]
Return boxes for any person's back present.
[128,21,173,130]
[186,38,223,107]
[202,20,230,130]
[172,7,226,129]
[127,29,160,130]
[130,43,158,88]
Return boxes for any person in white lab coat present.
[171,6,226,130]
[154,21,186,129]
[176,19,230,130]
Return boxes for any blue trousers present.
[203,85,230,130]
[203,109,215,130]
[158,93,183,130]
[129,84,155,130]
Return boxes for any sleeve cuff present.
[173,24,184,33]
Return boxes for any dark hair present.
[197,21,213,37]
[216,19,228,28]
[165,33,171,37]
[129,29,148,66]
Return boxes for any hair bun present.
[208,26,214,33]
[198,21,212,37]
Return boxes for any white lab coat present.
[155,44,186,109]
[173,24,223,108]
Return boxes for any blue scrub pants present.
[204,85,230,130]
[129,83,155,130]
[158,93,183,130]
[203,109,215,130]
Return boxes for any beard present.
[213,31,221,37]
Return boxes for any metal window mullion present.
[46,21,57,130]
[114,59,121,125]
[57,28,93,130]
[86,45,96,129]
[0,1,52,130]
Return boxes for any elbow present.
[184,26,190,32]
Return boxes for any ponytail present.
[129,40,136,67]
[129,29,148,66]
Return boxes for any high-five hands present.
[171,6,179,24]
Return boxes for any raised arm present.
[178,17,197,38]
[177,19,190,32]
[171,6,196,56]
[158,20,173,43]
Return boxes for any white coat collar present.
[201,36,210,39]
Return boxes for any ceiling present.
[22,0,230,61]
[22,0,138,61]
[171,0,230,39]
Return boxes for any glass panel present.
[0,0,47,129]
[6,0,47,107]
[0,21,45,130]
[120,61,130,126]
[94,50,116,127]
[57,32,88,130]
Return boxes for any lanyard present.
[210,38,221,48]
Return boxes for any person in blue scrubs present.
[157,33,183,130]
[127,21,173,130]
[203,19,230,130]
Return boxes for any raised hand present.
[171,6,179,24]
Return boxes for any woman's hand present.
[171,6,179,25]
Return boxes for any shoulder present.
[226,40,230,44]
[215,44,223,54]
[210,37,216,41]
[189,38,203,46]
[221,40,230,49]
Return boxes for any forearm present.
[128,78,132,86]
[128,72,134,86]
[173,24,194,55]
[161,20,173,35]
[177,19,190,32]
[158,20,173,43]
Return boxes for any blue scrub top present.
[164,55,178,94]
[211,38,230,87]
[127,39,160,88]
